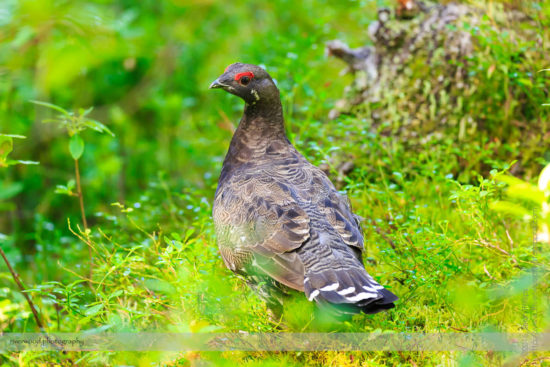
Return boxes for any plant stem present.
[74,158,92,278]
[74,159,88,230]
[0,245,45,331]
[0,247,65,350]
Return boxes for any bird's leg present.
[246,277,287,327]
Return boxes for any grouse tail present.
[303,265,397,315]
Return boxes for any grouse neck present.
[237,100,286,140]
[218,100,288,184]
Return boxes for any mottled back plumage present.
[210,63,397,316]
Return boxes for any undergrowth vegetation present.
[1,0,549,366]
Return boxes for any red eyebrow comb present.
[234,71,254,81]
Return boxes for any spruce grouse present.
[210,63,397,317]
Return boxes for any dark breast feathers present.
[213,143,397,315]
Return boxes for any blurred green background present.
[1,0,549,366]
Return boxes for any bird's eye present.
[239,76,250,85]
[235,71,254,86]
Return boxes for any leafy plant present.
[32,101,114,275]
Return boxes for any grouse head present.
[209,63,279,106]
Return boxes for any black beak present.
[209,78,224,89]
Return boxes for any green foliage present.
[0,0,549,366]
[0,134,38,168]
[31,101,114,163]
[0,134,38,213]
[491,161,550,244]
[55,179,77,197]
[31,102,114,137]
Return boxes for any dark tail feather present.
[304,267,398,315]
[360,288,398,314]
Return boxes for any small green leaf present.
[54,185,71,196]
[0,134,26,139]
[55,179,76,196]
[84,303,104,317]
[30,100,71,116]
[0,182,23,200]
[81,106,94,117]
[11,160,39,166]
[69,134,85,160]
[84,119,115,137]
[0,135,13,161]
[67,179,75,190]
[109,290,123,299]
[516,78,532,87]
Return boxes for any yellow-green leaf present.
[69,134,85,160]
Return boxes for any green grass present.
[1,0,550,366]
